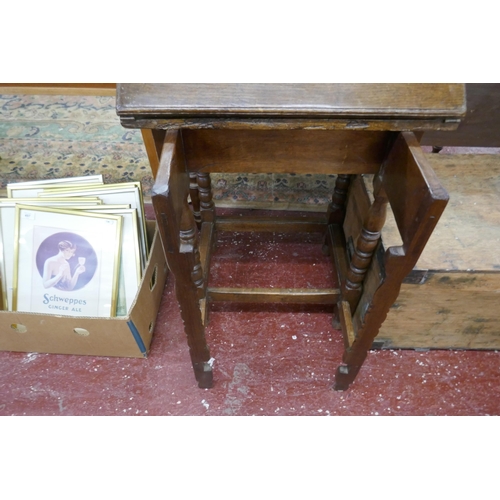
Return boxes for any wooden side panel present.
[376,272,500,349]
[181,129,391,174]
[382,132,449,256]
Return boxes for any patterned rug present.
[0,93,338,210]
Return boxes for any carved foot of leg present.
[333,364,359,391]
[193,360,214,389]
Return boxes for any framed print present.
[12,206,122,318]
[10,183,104,199]
[0,198,104,311]
[7,175,104,198]
[86,208,142,315]
[39,182,148,270]
[0,223,6,311]
[76,204,131,211]
[0,197,103,207]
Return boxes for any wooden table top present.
[422,83,500,148]
[117,83,465,120]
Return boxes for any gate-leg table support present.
[334,132,450,390]
[152,129,213,388]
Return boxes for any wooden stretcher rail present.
[215,215,326,233]
[207,287,340,304]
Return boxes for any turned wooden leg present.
[327,174,352,225]
[343,174,388,313]
[197,172,216,223]
[189,172,202,227]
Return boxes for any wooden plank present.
[116,84,465,119]
[215,215,326,233]
[182,129,391,175]
[207,287,340,304]
[376,272,500,349]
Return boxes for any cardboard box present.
[361,154,500,350]
[0,220,168,358]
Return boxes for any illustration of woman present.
[42,240,86,290]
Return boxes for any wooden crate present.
[353,153,500,350]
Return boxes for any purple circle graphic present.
[36,232,97,291]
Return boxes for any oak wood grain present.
[117,83,465,119]
[182,129,391,174]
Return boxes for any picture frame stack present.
[0,175,148,318]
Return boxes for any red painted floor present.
[1,208,499,416]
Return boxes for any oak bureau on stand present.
[116,84,465,390]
